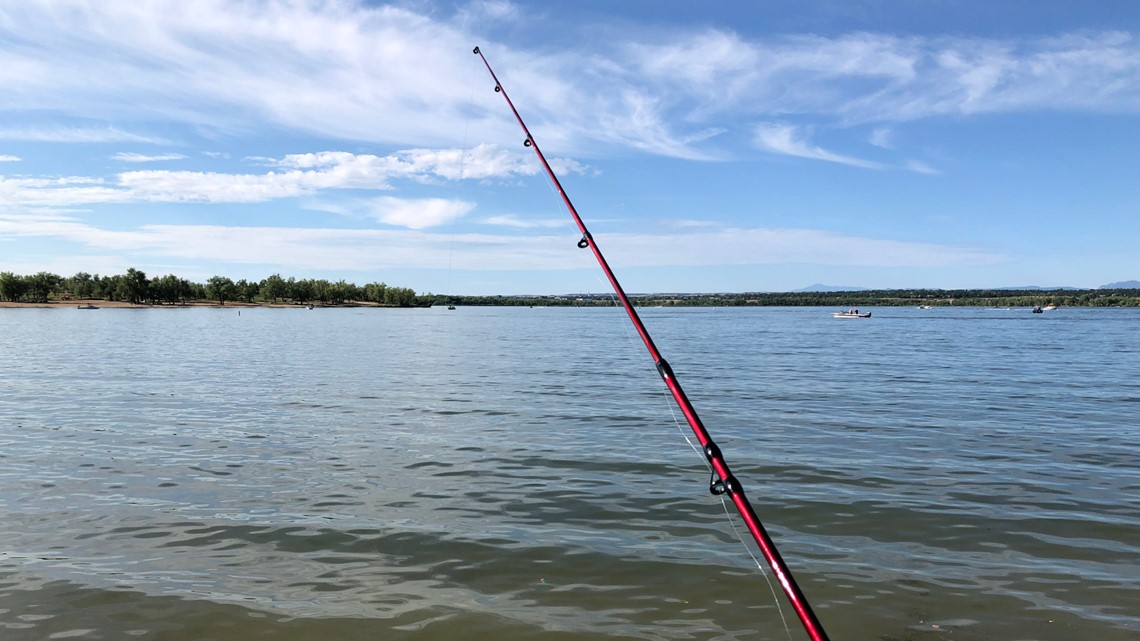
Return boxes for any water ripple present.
[1,306,1138,640]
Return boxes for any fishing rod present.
[472,47,831,641]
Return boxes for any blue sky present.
[1,1,1138,295]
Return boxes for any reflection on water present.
[1,306,1138,640]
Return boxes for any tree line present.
[423,288,1140,307]
[3,270,1138,307]
[0,269,419,306]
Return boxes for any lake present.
[1,305,1137,641]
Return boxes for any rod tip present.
[472,46,480,54]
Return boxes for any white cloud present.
[369,196,475,229]
[112,152,187,163]
[115,169,315,203]
[671,219,721,229]
[622,29,1140,158]
[481,214,567,229]
[0,176,125,206]
[754,124,942,174]
[457,0,521,26]
[1,212,1008,273]
[0,147,544,207]
[0,1,505,149]
[905,159,941,175]
[0,4,1137,161]
[630,29,762,90]
[0,155,20,162]
[0,126,169,144]
[604,227,1006,269]
[754,123,885,169]
[869,127,893,149]
[276,144,558,182]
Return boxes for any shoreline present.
[0,299,389,309]
[3,299,1136,309]
[4,287,1140,309]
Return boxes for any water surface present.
[1,305,1137,640]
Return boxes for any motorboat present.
[832,309,871,318]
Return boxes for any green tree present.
[150,274,183,305]
[341,280,361,302]
[0,272,29,302]
[311,279,331,303]
[122,268,149,304]
[261,273,286,303]
[68,272,95,299]
[26,272,62,302]
[290,278,312,304]
[92,274,118,300]
[384,286,416,306]
[364,282,387,304]
[326,279,354,304]
[177,277,194,304]
[206,275,236,305]
[235,278,259,303]
[148,275,165,304]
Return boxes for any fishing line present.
[572,190,762,603]
[568,215,799,641]
[474,46,830,641]
[446,52,481,302]
[587,273,796,640]
[719,493,796,641]
[604,295,795,640]
[567,203,800,641]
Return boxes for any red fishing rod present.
[473,47,831,641]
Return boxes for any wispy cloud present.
[369,196,475,229]
[1,212,1008,272]
[456,0,521,26]
[111,152,187,163]
[0,126,169,144]
[271,144,564,182]
[0,146,542,208]
[754,123,885,169]
[627,30,1140,124]
[3,3,1137,161]
[481,214,567,229]
[670,219,722,229]
[905,159,941,175]
[605,227,1007,269]
[753,123,942,173]
[0,155,20,162]
[869,127,893,149]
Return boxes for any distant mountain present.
[797,283,867,292]
[994,285,1080,291]
[1101,280,1140,289]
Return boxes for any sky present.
[1,0,1138,295]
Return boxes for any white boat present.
[832,309,871,318]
